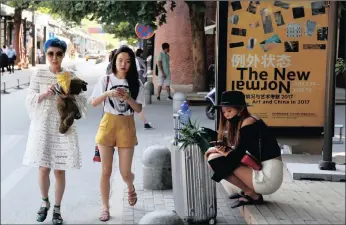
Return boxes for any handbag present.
[241,134,262,171]
[93,75,110,162]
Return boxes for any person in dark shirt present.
[205,91,283,208]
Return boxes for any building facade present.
[154,0,217,90]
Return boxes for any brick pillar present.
[154,0,194,88]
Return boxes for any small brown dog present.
[53,77,88,134]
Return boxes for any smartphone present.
[210,140,224,146]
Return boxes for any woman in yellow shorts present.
[91,46,144,221]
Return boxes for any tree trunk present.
[188,3,208,92]
[13,8,22,64]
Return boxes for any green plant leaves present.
[178,119,216,153]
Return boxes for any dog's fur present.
[54,78,88,134]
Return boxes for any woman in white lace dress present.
[23,38,87,225]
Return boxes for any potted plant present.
[178,119,217,153]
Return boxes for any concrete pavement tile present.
[123,215,135,221]
[305,220,319,224]
[291,217,307,224]
[265,216,283,224]
[329,221,345,224]
[236,217,248,224]
[225,217,241,224]
[316,219,332,224]
[278,219,294,224]
[257,204,277,218]
[290,202,314,221]
[216,216,227,223]
[166,207,175,211]
[123,207,134,212]
[276,202,300,219]
[333,212,346,223]
[123,211,134,216]
[144,200,154,205]
[144,195,154,199]
[265,201,291,221]
[163,195,174,199]
[217,202,228,207]
[164,198,174,203]
[220,210,234,217]
[306,201,338,221]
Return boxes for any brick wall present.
[154,0,216,87]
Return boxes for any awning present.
[204,24,216,35]
[0,4,14,17]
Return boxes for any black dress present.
[208,119,281,182]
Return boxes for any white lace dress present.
[23,67,87,170]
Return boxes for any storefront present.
[216,1,336,154]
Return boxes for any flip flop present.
[99,209,110,222]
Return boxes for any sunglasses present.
[47,51,64,58]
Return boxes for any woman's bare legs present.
[98,144,114,214]
[38,167,51,205]
[137,111,153,129]
[37,167,51,222]
[207,154,260,200]
[137,111,149,124]
[54,170,65,206]
[118,147,137,206]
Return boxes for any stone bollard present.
[2,81,9,94]
[173,92,186,113]
[142,145,172,190]
[15,78,22,89]
[139,210,184,225]
[144,81,154,104]
[146,70,154,95]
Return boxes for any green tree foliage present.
[42,1,175,28]
[102,21,137,40]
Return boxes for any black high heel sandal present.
[36,198,50,222]
[229,191,245,199]
[230,194,264,208]
[52,205,63,225]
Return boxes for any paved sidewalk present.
[336,88,346,105]
[108,98,345,225]
[222,155,345,224]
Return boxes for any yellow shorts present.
[95,113,138,148]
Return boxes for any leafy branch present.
[179,119,215,153]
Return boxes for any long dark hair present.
[109,49,117,62]
[217,107,251,147]
[111,46,140,101]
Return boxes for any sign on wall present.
[227,1,329,127]
[135,23,155,40]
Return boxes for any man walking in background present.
[156,43,172,101]
[7,45,16,73]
